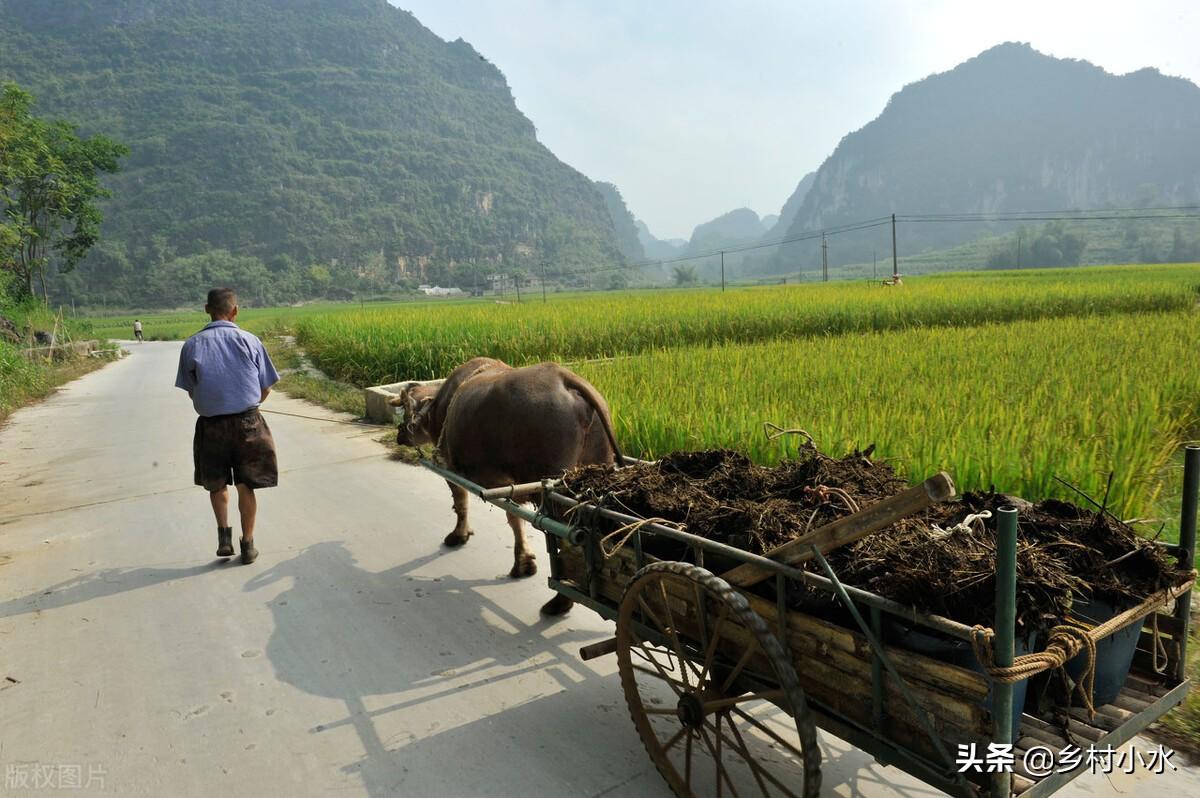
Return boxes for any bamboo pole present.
[722,472,955,587]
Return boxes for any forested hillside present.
[0,0,625,306]
[593,181,644,262]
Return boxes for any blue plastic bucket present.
[1063,597,1141,708]
[886,622,1035,743]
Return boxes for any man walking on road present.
[174,288,280,564]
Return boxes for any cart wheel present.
[616,561,821,798]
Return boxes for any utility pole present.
[720,251,725,292]
[540,259,547,303]
[873,249,877,281]
[1017,233,1023,269]
[821,233,828,282]
[514,273,521,303]
[891,213,899,281]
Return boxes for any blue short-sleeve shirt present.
[175,320,280,417]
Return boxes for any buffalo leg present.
[443,481,473,547]
[539,593,574,616]
[506,512,537,578]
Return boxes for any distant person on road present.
[133,319,144,342]
[174,288,280,564]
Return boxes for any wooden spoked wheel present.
[616,562,821,798]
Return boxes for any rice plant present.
[293,264,1198,384]
[576,310,1199,521]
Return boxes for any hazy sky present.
[394,1,1200,240]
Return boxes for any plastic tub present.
[1063,597,1141,708]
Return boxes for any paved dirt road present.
[1,342,1196,796]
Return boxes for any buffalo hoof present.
[443,529,473,548]
[509,553,537,578]
[539,593,575,616]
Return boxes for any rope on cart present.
[1150,611,1171,675]
[969,576,1195,717]
[600,516,684,558]
[973,622,1098,716]
[763,422,815,447]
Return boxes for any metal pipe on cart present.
[991,506,1018,798]
[542,491,980,642]
[1174,445,1199,682]
[418,459,584,544]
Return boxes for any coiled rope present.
[970,577,1194,718]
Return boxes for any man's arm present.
[256,338,279,405]
[174,340,196,395]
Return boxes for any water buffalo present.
[391,357,622,615]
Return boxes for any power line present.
[900,213,1200,224]
[898,203,1200,220]
[514,203,1200,286]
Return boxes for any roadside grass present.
[264,336,365,418]
[273,371,365,417]
[1,300,118,424]
[0,344,115,424]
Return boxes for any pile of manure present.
[561,446,1184,630]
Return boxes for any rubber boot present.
[216,527,234,557]
[240,537,258,565]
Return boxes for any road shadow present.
[0,561,226,619]
[816,733,946,797]
[318,678,669,797]
[243,540,611,796]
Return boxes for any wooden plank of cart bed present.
[722,471,956,588]
[1018,679,1191,798]
[1125,673,1171,697]
[1065,704,1141,733]
[558,543,991,703]
[558,545,992,738]
[1016,723,1068,751]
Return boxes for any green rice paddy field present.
[87,263,1200,524]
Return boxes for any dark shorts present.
[193,409,278,491]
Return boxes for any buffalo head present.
[389,380,443,447]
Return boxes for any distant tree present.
[985,244,1015,270]
[1029,222,1086,267]
[605,271,628,291]
[0,83,126,300]
[672,264,698,286]
[305,264,333,295]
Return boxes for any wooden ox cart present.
[420,446,1198,798]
